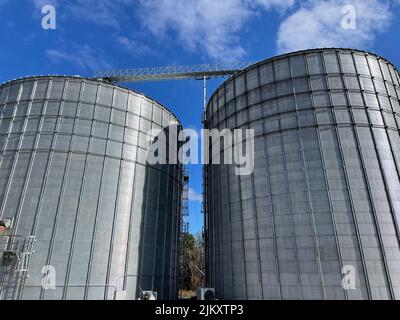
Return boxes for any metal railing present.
[0,235,36,272]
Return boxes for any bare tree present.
[179,232,205,294]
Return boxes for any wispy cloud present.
[247,0,295,11]
[31,0,398,63]
[277,0,393,54]
[32,0,59,9]
[31,0,131,29]
[137,0,295,62]
[188,188,203,203]
[46,44,111,71]
[117,36,156,57]
[63,0,133,30]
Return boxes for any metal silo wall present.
[205,49,400,300]
[0,76,182,300]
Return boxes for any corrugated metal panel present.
[0,76,182,300]
[205,48,400,300]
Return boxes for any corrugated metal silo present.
[0,76,183,300]
[205,48,400,300]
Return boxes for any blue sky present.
[0,0,399,234]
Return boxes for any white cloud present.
[32,0,397,62]
[32,0,132,29]
[188,188,203,203]
[247,0,295,11]
[277,0,392,54]
[32,0,59,9]
[46,44,111,71]
[137,0,295,62]
[63,0,123,29]
[117,36,156,57]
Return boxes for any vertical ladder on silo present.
[0,235,36,300]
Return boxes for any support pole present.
[203,76,207,123]
[202,75,207,287]
[203,76,207,114]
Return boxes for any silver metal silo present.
[0,76,183,300]
[205,48,400,300]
